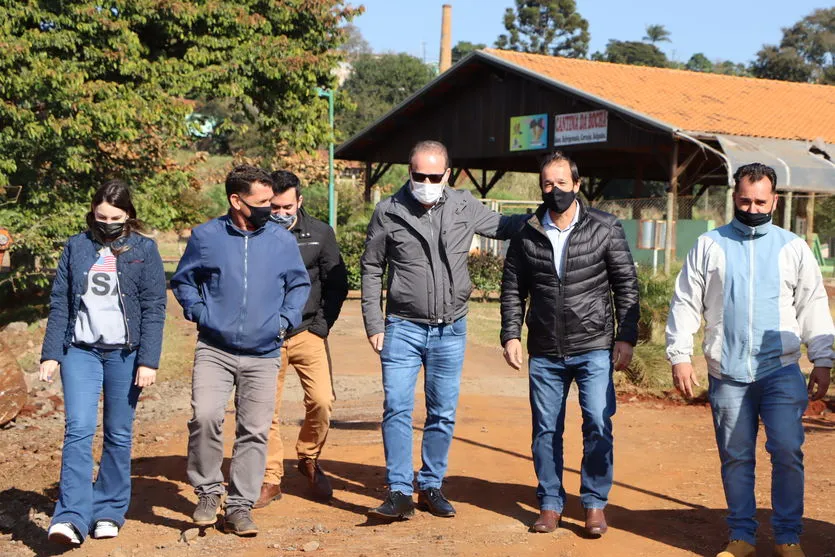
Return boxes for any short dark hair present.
[409,140,449,169]
[225,165,274,199]
[270,170,301,198]
[539,151,580,184]
[733,163,777,192]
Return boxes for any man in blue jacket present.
[172,165,311,537]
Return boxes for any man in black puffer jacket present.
[500,152,639,538]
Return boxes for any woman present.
[39,180,166,546]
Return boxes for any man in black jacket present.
[500,152,639,537]
[255,170,349,508]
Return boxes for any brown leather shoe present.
[585,508,608,537]
[298,458,333,501]
[530,510,561,533]
[253,483,282,509]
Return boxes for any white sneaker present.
[47,522,81,545]
[92,520,119,539]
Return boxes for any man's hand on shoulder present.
[672,362,701,399]
[503,339,524,370]
[807,366,831,401]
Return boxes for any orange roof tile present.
[484,49,835,143]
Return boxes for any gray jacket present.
[361,183,528,336]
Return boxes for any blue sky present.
[351,0,828,66]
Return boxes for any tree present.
[339,23,372,61]
[452,41,487,64]
[336,53,435,139]
[643,24,671,44]
[592,40,668,68]
[686,53,713,73]
[0,1,360,290]
[495,0,589,58]
[751,8,834,83]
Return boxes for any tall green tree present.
[643,24,671,44]
[592,40,668,68]
[495,0,590,58]
[336,53,435,139]
[452,41,487,64]
[751,7,834,84]
[0,1,359,289]
[685,53,713,72]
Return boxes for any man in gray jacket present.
[361,140,527,520]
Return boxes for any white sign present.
[554,110,608,146]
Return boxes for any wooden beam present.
[449,168,463,187]
[364,161,393,202]
[664,139,679,275]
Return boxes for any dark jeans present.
[528,349,615,512]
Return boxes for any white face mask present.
[411,179,446,205]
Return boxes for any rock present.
[302,541,320,552]
[4,322,27,333]
[311,524,329,534]
[0,340,28,425]
[154,436,165,442]
[805,400,826,417]
[180,528,200,543]
[268,543,282,549]
[30,511,50,528]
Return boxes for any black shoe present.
[417,488,456,517]
[367,490,415,520]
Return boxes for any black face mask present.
[240,199,272,229]
[95,221,125,240]
[734,207,773,228]
[542,187,576,214]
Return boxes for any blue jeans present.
[528,350,615,512]
[380,316,467,495]
[708,364,808,546]
[52,345,140,539]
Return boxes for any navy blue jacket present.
[171,215,311,356]
[41,232,167,368]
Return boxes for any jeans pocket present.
[449,317,467,336]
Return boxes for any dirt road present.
[1,300,833,556]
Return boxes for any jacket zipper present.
[236,235,249,346]
[747,228,754,381]
[114,254,131,347]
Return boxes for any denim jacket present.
[41,231,167,368]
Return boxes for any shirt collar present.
[542,203,579,231]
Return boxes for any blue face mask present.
[269,213,296,229]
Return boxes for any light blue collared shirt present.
[542,203,579,278]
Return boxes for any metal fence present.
[475,190,835,259]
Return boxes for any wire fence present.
[475,191,835,260]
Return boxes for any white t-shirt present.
[73,247,127,346]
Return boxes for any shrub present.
[636,263,680,343]
[468,251,505,301]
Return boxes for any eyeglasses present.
[411,171,446,184]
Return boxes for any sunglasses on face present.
[411,171,446,184]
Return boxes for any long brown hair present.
[86,179,144,254]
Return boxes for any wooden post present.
[806,192,815,246]
[664,140,679,275]
[724,186,733,225]
[782,191,793,231]
[364,161,373,202]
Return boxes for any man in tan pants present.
[255,170,348,507]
